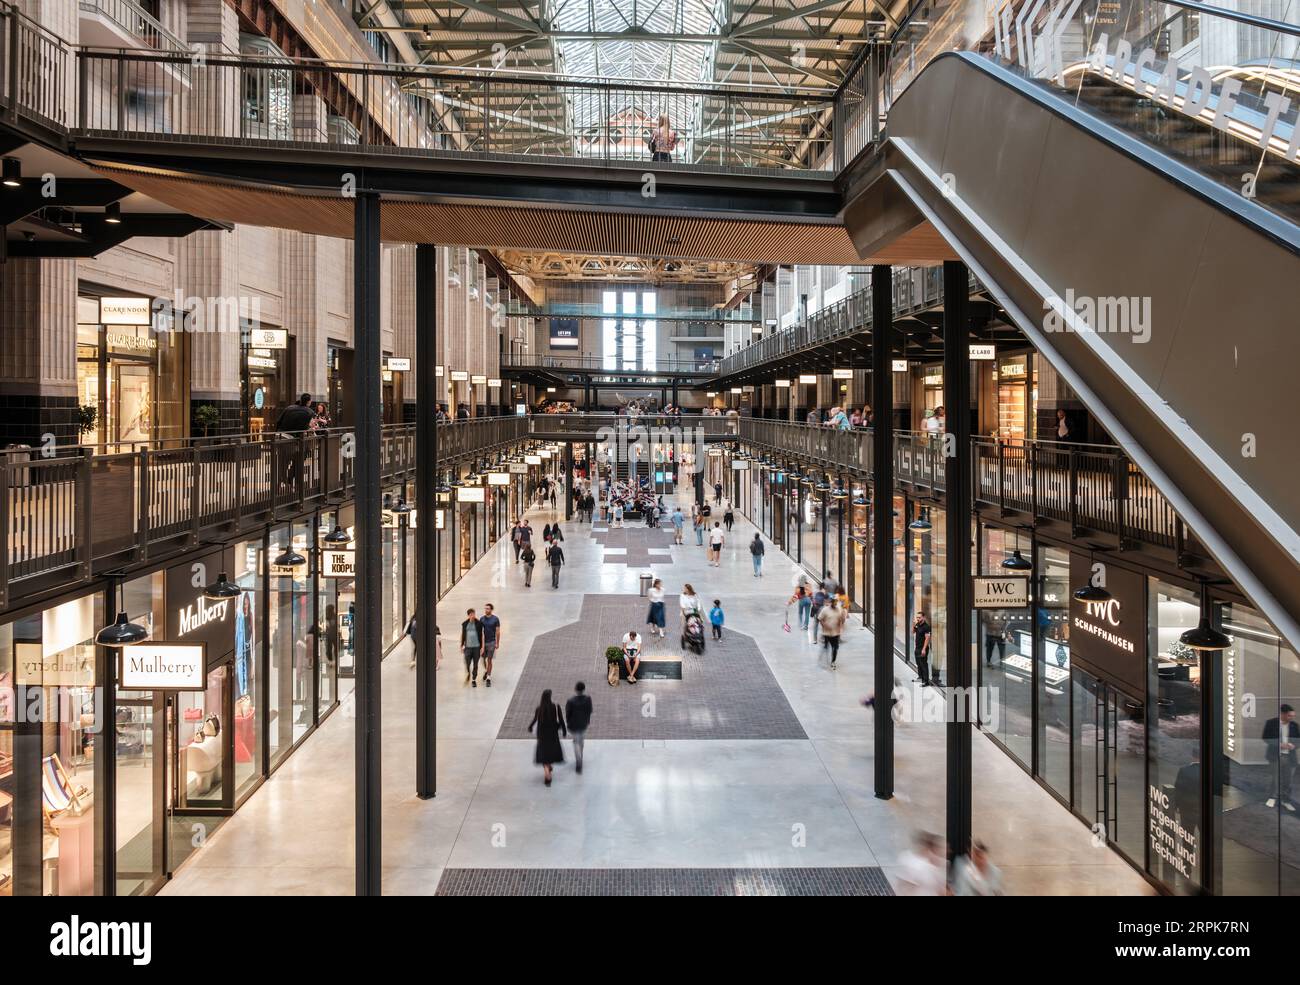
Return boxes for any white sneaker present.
[1267,798,1277,808]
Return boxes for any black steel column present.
[415,243,438,800]
[353,190,383,895]
[871,264,895,800]
[564,442,574,520]
[942,259,973,858]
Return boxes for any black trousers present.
[551,564,561,587]
[916,650,931,684]
[824,634,841,663]
[464,646,480,680]
[984,633,1004,665]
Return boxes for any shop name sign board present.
[247,355,278,370]
[100,297,153,326]
[972,576,1029,609]
[1068,553,1145,693]
[166,554,235,655]
[386,357,411,371]
[121,643,206,691]
[250,328,288,349]
[106,332,157,352]
[892,360,909,372]
[509,462,528,474]
[321,549,357,578]
[969,344,996,361]
[731,459,750,471]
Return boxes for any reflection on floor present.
[160,497,1155,897]
[436,867,893,896]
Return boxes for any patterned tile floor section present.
[435,867,895,896]
[497,593,806,740]
[590,525,678,566]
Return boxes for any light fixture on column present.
[104,201,122,224]
[1002,549,1033,571]
[1180,583,1232,651]
[2,157,20,187]
[203,571,242,600]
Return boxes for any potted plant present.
[605,645,622,687]
[76,404,97,441]
[194,404,221,438]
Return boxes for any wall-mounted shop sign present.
[524,454,541,465]
[457,486,485,503]
[774,379,791,388]
[892,360,908,373]
[798,374,817,384]
[436,365,445,377]
[471,375,487,385]
[121,643,206,691]
[487,378,501,388]
[550,317,580,349]
[968,344,996,361]
[999,357,1027,379]
[247,355,278,371]
[166,554,235,656]
[731,459,750,471]
[487,472,510,485]
[321,549,357,578]
[435,509,446,529]
[106,331,157,352]
[449,370,469,382]
[250,328,288,349]
[100,297,152,326]
[509,462,529,474]
[923,370,944,387]
[1068,553,1145,693]
[972,575,1029,609]
[386,357,411,371]
[832,368,854,379]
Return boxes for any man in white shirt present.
[897,831,948,896]
[707,523,725,567]
[621,630,642,683]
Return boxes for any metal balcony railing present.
[733,420,1182,551]
[0,2,72,130]
[503,352,721,375]
[720,266,982,377]
[0,416,527,607]
[79,0,188,54]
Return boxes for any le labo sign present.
[972,576,1028,609]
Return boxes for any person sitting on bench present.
[622,630,642,684]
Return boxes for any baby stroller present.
[681,612,706,654]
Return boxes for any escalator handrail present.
[893,51,1300,256]
[1165,0,1300,38]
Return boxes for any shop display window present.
[269,523,312,765]
[1036,545,1071,798]
[979,525,1033,768]
[233,539,262,796]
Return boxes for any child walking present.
[708,599,725,640]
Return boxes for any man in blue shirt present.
[480,603,502,688]
[670,507,685,544]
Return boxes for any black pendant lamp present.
[203,572,242,600]
[274,544,307,568]
[324,524,352,544]
[1002,549,1033,571]
[96,580,149,647]
[1180,584,1232,651]
[1073,550,1112,602]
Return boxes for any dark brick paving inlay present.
[591,526,677,566]
[497,593,805,740]
[436,867,894,896]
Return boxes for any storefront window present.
[269,523,312,765]
[892,494,907,656]
[979,525,1033,767]
[116,572,165,896]
[233,539,262,796]
[1036,545,1071,798]
[1147,578,1204,893]
[1214,601,1297,895]
[0,592,103,896]
[908,503,945,684]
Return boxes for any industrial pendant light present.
[96,610,150,648]
[2,157,21,188]
[1002,549,1033,571]
[1073,550,1113,602]
[274,544,307,568]
[203,571,242,600]
[1180,584,1232,651]
[104,201,122,224]
[909,507,932,532]
[324,524,352,544]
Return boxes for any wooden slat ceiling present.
[88,164,867,265]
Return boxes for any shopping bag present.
[607,662,620,687]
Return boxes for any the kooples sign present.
[1069,553,1145,693]
[165,552,235,656]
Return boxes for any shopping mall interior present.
[0,0,1296,901]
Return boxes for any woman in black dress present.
[528,688,567,786]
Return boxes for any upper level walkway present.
[1,412,1188,612]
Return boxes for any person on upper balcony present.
[650,114,679,163]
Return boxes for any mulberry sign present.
[121,643,206,691]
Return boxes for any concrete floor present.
[161,495,1155,896]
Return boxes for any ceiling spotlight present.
[105,201,122,224]
[2,157,20,187]
[835,35,843,47]
[203,572,242,600]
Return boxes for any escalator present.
[841,46,1300,649]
